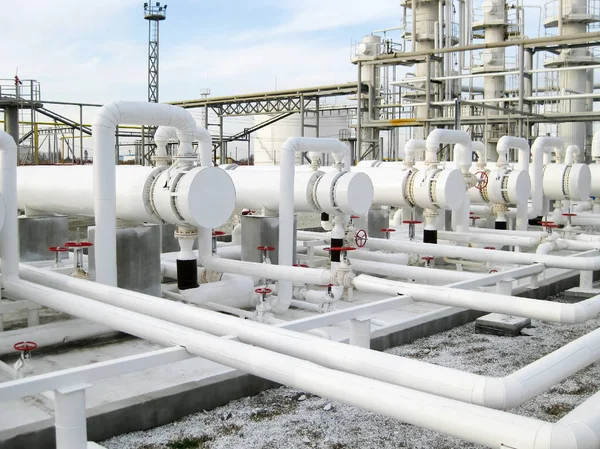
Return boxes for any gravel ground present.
[102,292,600,449]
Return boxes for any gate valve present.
[470,216,481,227]
[421,256,435,268]
[212,230,226,255]
[562,213,577,227]
[64,241,93,276]
[48,246,69,268]
[13,341,37,376]
[484,246,496,250]
[381,228,396,240]
[539,221,560,234]
[402,220,422,241]
[324,246,356,262]
[256,245,276,264]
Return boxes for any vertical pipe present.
[519,45,525,137]
[33,123,38,166]
[4,107,19,147]
[0,131,19,283]
[79,105,83,162]
[219,114,224,164]
[349,318,371,348]
[357,62,362,163]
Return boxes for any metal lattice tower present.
[143,2,167,103]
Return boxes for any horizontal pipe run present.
[353,275,600,324]
[18,263,599,414]
[350,259,482,283]
[10,277,595,448]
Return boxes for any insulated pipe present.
[0,131,18,284]
[360,237,600,272]
[350,259,481,283]
[565,145,580,164]
[593,131,600,160]
[353,275,600,324]
[18,263,600,430]
[530,136,564,217]
[92,101,197,285]
[6,277,598,449]
[472,141,486,166]
[496,136,530,172]
[154,122,213,167]
[179,276,255,306]
[348,250,410,265]
[425,129,472,167]
[404,139,426,165]
[278,138,357,309]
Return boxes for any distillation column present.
[473,0,508,161]
[544,0,599,154]
[402,0,442,139]
[357,35,382,160]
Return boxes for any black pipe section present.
[330,238,344,263]
[177,259,199,290]
[423,229,438,244]
[495,221,508,230]
[321,212,329,222]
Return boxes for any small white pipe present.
[353,275,600,324]
[179,276,255,306]
[349,250,410,265]
[425,129,472,166]
[497,136,530,172]
[404,139,426,165]
[565,145,580,164]
[472,141,486,166]
[350,259,481,283]
[92,101,197,286]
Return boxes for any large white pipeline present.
[0,131,18,283]
[92,101,196,285]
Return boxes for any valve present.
[355,229,368,248]
[484,246,496,250]
[64,241,93,278]
[48,246,69,268]
[212,230,226,255]
[255,287,272,301]
[402,220,422,241]
[562,213,577,227]
[324,246,356,262]
[256,245,276,264]
[539,221,560,234]
[470,216,481,227]
[474,171,489,190]
[421,256,435,268]
[13,341,37,377]
[380,228,396,240]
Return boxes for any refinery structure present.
[4,1,600,448]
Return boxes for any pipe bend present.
[472,376,524,410]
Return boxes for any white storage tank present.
[252,111,351,166]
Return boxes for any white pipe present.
[350,259,481,283]
[180,276,255,306]
[15,266,600,447]
[10,277,600,449]
[92,101,197,286]
[425,129,471,167]
[278,138,352,310]
[497,136,530,172]
[348,250,410,265]
[565,145,580,164]
[362,236,600,272]
[404,139,426,164]
[592,131,600,160]
[0,131,18,284]
[354,275,600,324]
[155,122,213,167]
[530,136,564,218]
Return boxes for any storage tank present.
[252,111,351,166]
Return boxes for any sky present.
[0,0,402,108]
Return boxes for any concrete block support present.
[88,225,161,296]
[18,216,68,262]
[349,318,371,348]
[54,384,91,449]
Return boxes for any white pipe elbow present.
[471,141,485,165]
[565,145,580,165]
[425,129,471,165]
[154,126,178,157]
[194,124,213,167]
[471,376,525,410]
[404,139,426,164]
[592,131,600,160]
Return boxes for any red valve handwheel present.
[256,246,276,251]
[355,229,368,248]
[474,171,489,191]
[49,246,69,252]
[212,230,226,236]
[14,341,37,351]
[254,288,272,295]
[381,228,396,233]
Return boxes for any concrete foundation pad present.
[475,313,531,336]
[563,287,600,302]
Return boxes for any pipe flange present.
[145,166,169,224]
